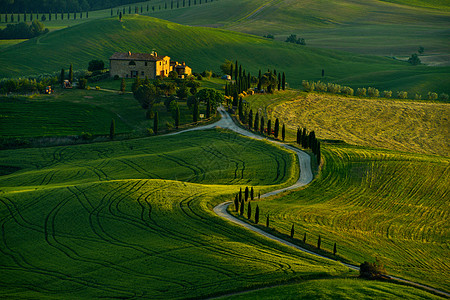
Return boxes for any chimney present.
[182,62,185,66]
[128,51,131,56]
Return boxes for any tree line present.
[0,19,48,39]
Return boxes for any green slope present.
[1,15,449,94]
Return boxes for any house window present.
[141,71,145,76]
[131,71,138,78]
[129,60,136,65]
[145,62,148,66]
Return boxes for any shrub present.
[341,86,354,96]
[302,80,315,92]
[80,132,93,140]
[439,93,449,101]
[359,258,387,279]
[315,81,327,92]
[327,83,341,94]
[397,91,408,99]
[382,90,392,98]
[95,86,100,90]
[367,87,380,97]
[78,78,87,89]
[414,94,422,100]
[356,88,367,97]
[427,92,438,100]
[114,75,120,80]
[146,128,154,135]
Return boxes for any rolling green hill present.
[1,15,449,95]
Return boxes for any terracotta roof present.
[109,52,167,61]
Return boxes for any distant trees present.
[134,84,159,110]
[88,60,105,71]
[0,20,48,39]
[285,34,306,45]
[408,53,421,65]
[359,258,386,279]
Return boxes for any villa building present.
[109,51,192,79]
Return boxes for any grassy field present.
[250,144,450,292]
[0,85,216,140]
[249,91,450,157]
[0,129,356,299]
[221,278,443,299]
[240,91,450,291]
[0,15,449,95]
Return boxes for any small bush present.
[367,87,380,98]
[315,81,327,92]
[95,86,100,90]
[439,93,449,101]
[114,75,120,80]
[341,86,354,96]
[397,91,408,99]
[359,258,387,279]
[327,83,341,94]
[80,132,93,140]
[427,92,438,100]
[382,90,392,98]
[302,80,315,92]
[146,128,154,135]
[356,88,367,97]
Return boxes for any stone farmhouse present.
[109,51,192,79]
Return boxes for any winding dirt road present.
[172,107,450,298]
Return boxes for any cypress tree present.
[250,187,254,200]
[193,99,199,122]
[74,12,76,19]
[239,65,242,79]
[247,202,251,220]
[274,118,279,138]
[317,235,321,249]
[238,97,243,121]
[282,124,285,141]
[109,119,115,140]
[111,8,113,16]
[296,128,301,144]
[175,106,180,129]
[258,191,261,199]
[230,64,233,80]
[333,242,337,256]
[301,128,307,148]
[303,233,306,243]
[317,142,321,165]
[282,72,286,90]
[153,111,159,135]
[234,60,238,80]
[254,111,259,132]
[120,79,126,92]
[248,109,253,129]
[129,6,131,13]
[260,116,264,134]
[267,119,272,136]
[86,11,88,18]
[119,11,122,21]
[239,200,244,215]
[234,194,239,212]
[239,188,242,202]
[266,214,269,227]
[255,205,259,224]
[309,131,316,150]
[290,224,294,238]
[60,68,65,84]
[61,12,63,20]
[322,69,325,77]
[257,70,262,91]
[68,64,73,83]
[244,187,249,201]
[278,73,281,90]
[206,98,211,118]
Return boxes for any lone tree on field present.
[333,243,337,256]
[317,235,321,250]
[266,214,269,227]
[282,124,285,141]
[359,258,386,279]
[109,119,115,139]
[153,111,159,135]
[247,202,252,220]
[255,205,260,223]
[290,224,294,238]
[408,53,421,65]
[303,233,306,243]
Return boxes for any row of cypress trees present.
[296,127,321,165]
[1,11,89,23]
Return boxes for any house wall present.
[110,60,157,79]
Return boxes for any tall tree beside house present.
[254,111,259,132]
[193,99,199,123]
[282,124,285,141]
[175,106,180,129]
[255,205,260,224]
[153,111,159,135]
[60,68,65,84]
[274,118,279,138]
[68,64,73,83]
[120,78,126,92]
[260,116,264,134]
[109,119,115,140]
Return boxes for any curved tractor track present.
[174,106,450,299]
